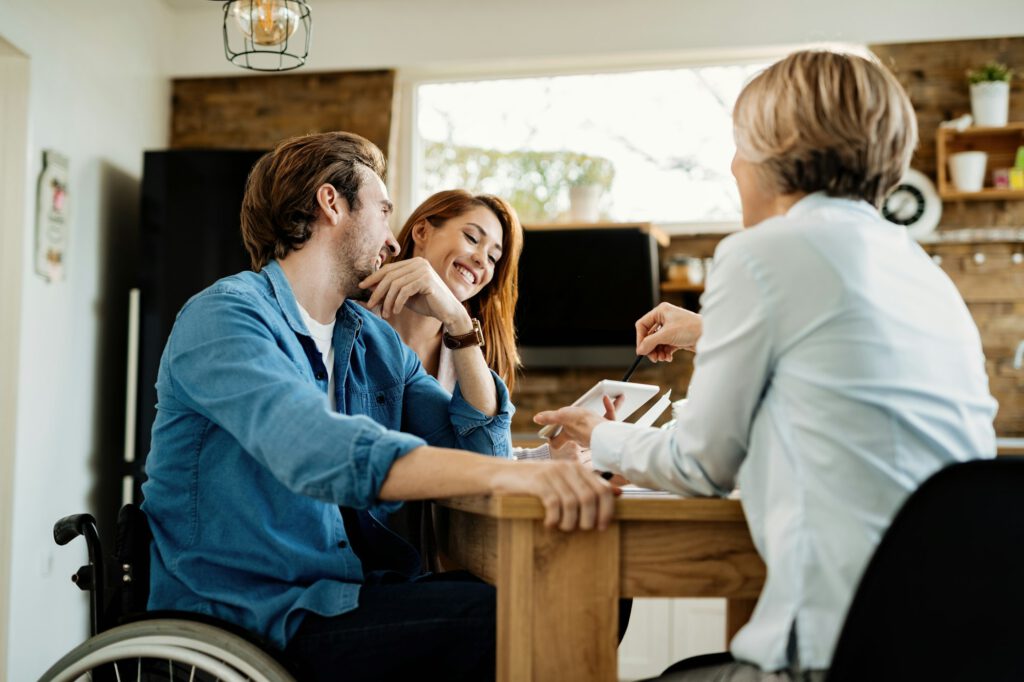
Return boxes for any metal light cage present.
[213,0,312,72]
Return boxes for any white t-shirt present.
[297,303,336,411]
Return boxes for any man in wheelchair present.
[137,131,616,681]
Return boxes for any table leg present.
[496,518,621,682]
[726,598,757,644]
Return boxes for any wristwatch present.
[442,318,485,350]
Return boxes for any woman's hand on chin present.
[359,257,466,326]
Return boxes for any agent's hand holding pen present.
[635,302,703,363]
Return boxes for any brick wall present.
[171,70,394,152]
[925,241,1024,435]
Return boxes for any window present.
[411,61,771,227]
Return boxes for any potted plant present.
[565,154,615,223]
[967,61,1014,127]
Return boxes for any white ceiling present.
[161,0,347,8]
[162,0,219,7]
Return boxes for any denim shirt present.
[141,260,513,649]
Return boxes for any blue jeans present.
[284,571,496,682]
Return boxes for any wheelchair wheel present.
[39,618,296,682]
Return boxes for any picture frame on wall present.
[34,149,69,282]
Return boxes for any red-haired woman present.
[368,189,632,638]
[366,189,583,460]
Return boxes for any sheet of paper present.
[631,390,672,428]
[619,484,677,496]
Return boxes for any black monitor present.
[514,227,660,367]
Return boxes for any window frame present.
[390,47,794,236]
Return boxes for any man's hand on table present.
[490,460,619,532]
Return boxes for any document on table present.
[619,484,677,496]
[630,390,672,428]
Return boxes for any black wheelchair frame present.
[40,505,297,682]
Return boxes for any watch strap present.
[442,318,485,350]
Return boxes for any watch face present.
[882,184,926,226]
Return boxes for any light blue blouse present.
[592,193,997,671]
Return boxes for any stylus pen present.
[621,355,644,382]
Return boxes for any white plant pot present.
[568,185,601,223]
[949,151,988,192]
[970,81,1010,127]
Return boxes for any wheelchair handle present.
[54,513,98,546]
[53,512,105,636]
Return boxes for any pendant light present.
[210,0,312,72]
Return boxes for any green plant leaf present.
[421,142,616,223]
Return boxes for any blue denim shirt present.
[141,260,513,649]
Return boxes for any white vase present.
[949,151,988,192]
[970,81,1010,127]
[568,185,601,223]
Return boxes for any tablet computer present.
[538,379,660,439]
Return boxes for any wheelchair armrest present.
[54,513,98,546]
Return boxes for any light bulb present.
[231,0,300,47]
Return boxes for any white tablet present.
[538,380,660,439]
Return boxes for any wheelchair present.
[40,505,297,682]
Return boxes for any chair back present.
[828,457,1024,681]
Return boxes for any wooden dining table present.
[433,492,766,682]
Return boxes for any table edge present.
[434,493,745,521]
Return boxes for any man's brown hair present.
[240,131,387,270]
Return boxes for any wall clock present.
[881,168,942,240]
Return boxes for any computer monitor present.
[514,227,660,367]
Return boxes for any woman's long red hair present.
[395,190,524,393]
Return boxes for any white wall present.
[0,1,171,679]
[0,34,30,682]
[168,0,1024,77]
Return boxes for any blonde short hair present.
[733,50,918,208]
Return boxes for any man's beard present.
[335,250,375,303]
[332,227,381,303]
[347,276,373,303]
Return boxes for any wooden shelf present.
[939,188,1024,201]
[936,123,1024,200]
[660,281,705,293]
[524,221,670,247]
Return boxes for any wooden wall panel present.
[170,70,394,153]
[925,242,1024,436]
[869,37,1024,227]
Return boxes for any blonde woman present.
[537,50,996,680]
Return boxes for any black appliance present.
[127,150,265,500]
[514,227,660,367]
